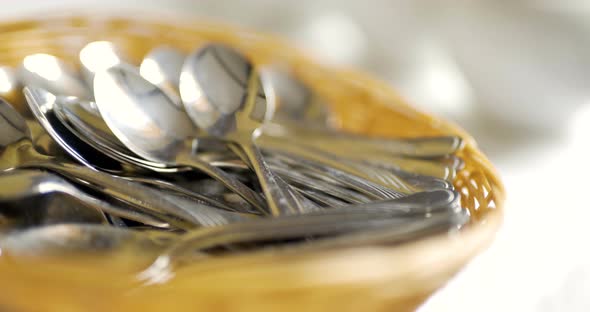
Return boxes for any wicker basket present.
[0,14,504,312]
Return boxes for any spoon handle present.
[231,142,313,216]
[265,122,463,158]
[139,202,467,283]
[21,159,233,229]
[175,151,267,214]
[260,138,418,195]
[19,159,206,229]
[66,185,171,228]
[207,155,371,205]
[121,176,239,212]
[285,208,469,253]
[268,164,370,205]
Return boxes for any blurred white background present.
[3,0,590,311]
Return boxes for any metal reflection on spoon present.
[93,64,266,213]
[140,46,184,107]
[180,43,309,216]
[20,53,89,99]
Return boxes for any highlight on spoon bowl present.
[180,43,276,137]
[140,46,185,107]
[79,41,125,89]
[93,64,196,164]
[21,53,89,99]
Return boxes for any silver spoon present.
[180,43,306,216]
[16,86,236,216]
[24,88,248,226]
[140,46,184,107]
[263,65,331,124]
[52,94,178,171]
[299,133,465,159]
[0,224,176,257]
[93,65,266,214]
[275,128,464,180]
[25,87,126,174]
[20,53,89,99]
[262,66,464,158]
[53,107,243,212]
[25,87,250,212]
[55,99,356,210]
[1,96,235,229]
[139,190,465,283]
[79,41,125,91]
[17,59,207,174]
[40,90,242,212]
[0,170,168,228]
[262,137,420,197]
[15,51,448,197]
[0,184,108,231]
[260,69,462,183]
[272,206,469,255]
[209,157,370,206]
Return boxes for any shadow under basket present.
[0,14,504,312]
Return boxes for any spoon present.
[260,68,460,185]
[0,170,168,228]
[52,107,243,212]
[54,97,352,210]
[25,86,252,213]
[267,126,464,160]
[140,46,184,107]
[20,53,89,99]
[263,66,464,158]
[61,106,328,213]
[265,143,417,196]
[19,87,237,214]
[36,89,238,211]
[263,65,331,124]
[79,41,125,90]
[50,92,178,171]
[25,87,125,174]
[140,47,237,162]
[265,78,462,181]
[209,156,369,206]
[0,186,108,231]
[139,190,465,283]
[18,55,209,174]
[93,65,266,214]
[180,43,307,216]
[1,96,237,229]
[276,206,469,255]
[0,224,176,257]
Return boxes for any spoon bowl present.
[181,43,310,216]
[263,65,330,124]
[94,65,266,213]
[0,170,171,228]
[2,96,237,229]
[79,41,125,90]
[140,46,185,107]
[20,53,90,99]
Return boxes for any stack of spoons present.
[0,41,468,282]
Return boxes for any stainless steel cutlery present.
[0,41,468,277]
